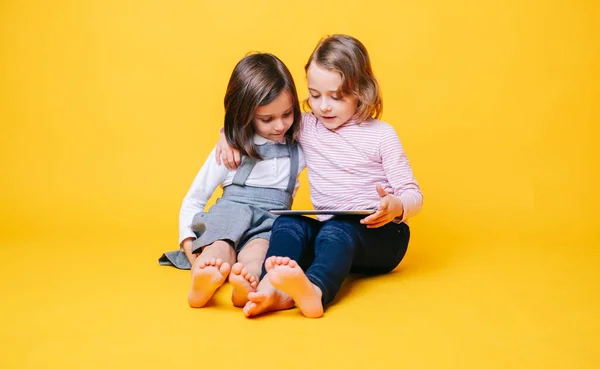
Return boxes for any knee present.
[238,239,269,262]
[273,215,298,228]
[318,221,359,248]
[273,216,307,235]
[321,219,356,235]
[243,238,269,251]
[365,246,408,275]
[203,240,234,254]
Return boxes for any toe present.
[220,262,231,275]
[243,302,256,316]
[265,257,275,271]
[248,292,266,303]
[231,262,243,274]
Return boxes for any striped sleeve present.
[379,125,423,221]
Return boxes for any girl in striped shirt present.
[217,35,423,318]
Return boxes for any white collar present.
[254,134,284,145]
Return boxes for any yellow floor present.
[2,231,598,369]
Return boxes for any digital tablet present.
[270,209,376,215]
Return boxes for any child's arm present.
[361,184,406,228]
[362,126,423,227]
[179,147,229,262]
[215,130,241,170]
[215,112,309,170]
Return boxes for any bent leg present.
[351,221,410,274]
[304,218,362,308]
[230,238,269,307]
[188,240,236,308]
[243,261,294,318]
[267,256,324,318]
[260,215,321,278]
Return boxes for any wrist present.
[393,197,404,220]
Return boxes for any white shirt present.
[178,135,306,245]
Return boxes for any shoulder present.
[298,112,318,141]
[357,118,398,138]
[301,112,318,125]
[358,119,405,156]
[362,118,394,130]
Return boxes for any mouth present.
[321,115,336,120]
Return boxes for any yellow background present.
[1,0,598,368]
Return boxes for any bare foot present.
[266,256,324,318]
[188,258,231,308]
[242,276,294,318]
[229,262,258,307]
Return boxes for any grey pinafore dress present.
[158,141,299,270]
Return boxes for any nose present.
[273,118,285,132]
[319,97,331,112]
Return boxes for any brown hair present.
[223,53,301,159]
[304,34,382,123]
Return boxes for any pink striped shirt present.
[299,113,422,222]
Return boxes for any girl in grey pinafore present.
[159,140,299,270]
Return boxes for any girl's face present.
[306,62,358,130]
[253,90,294,143]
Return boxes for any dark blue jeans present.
[262,215,410,307]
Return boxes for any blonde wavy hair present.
[304,34,382,123]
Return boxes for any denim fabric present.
[263,215,410,307]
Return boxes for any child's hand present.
[181,238,198,264]
[360,184,404,228]
[215,134,241,170]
